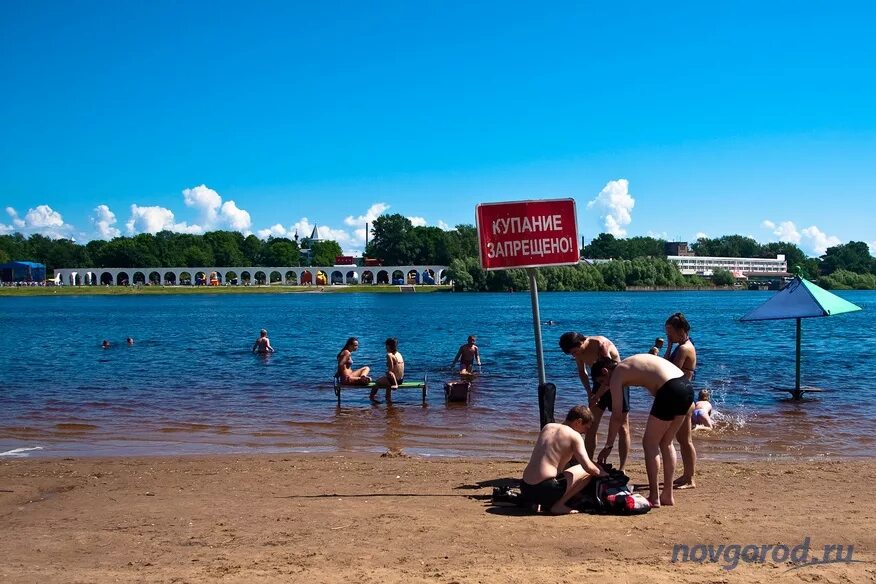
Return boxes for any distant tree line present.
[0,231,341,270]
[583,233,876,290]
[2,214,874,290]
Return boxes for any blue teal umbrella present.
[741,275,862,398]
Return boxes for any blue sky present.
[2,1,875,256]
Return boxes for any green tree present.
[310,240,343,266]
[624,236,666,259]
[584,233,623,259]
[712,268,735,286]
[242,234,264,265]
[183,245,213,268]
[367,214,413,265]
[820,241,873,275]
[444,224,479,260]
[263,238,300,266]
[204,231,246,266]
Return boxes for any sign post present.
[476,199,579,427]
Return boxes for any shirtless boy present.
[372,337,405,401]
[521,405,607,514]
[591,354,694,507]
[558,332,631,471]
[252,329,275,354]
[451,335,481,374]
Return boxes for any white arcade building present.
[53,264,450,287]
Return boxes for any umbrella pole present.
[795,317,802,397]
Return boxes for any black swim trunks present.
[520,476,568,510]
[592,378,631,413]
[650,376,694,421]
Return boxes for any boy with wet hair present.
[558,332,630,471]
[591,354,693,507]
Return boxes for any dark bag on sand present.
[576,464,651,515]
[491,485,524,507]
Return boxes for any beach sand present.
[1,454,873,583]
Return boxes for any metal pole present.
[795,317,802,391]
[527,268,546,385]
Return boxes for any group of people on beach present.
[522,312,716,513]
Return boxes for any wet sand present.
[1,454,874,583]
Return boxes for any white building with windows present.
[667,254,787,277]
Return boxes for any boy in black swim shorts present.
[520,405,607,514]
[590,354,694,508]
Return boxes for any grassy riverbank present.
[0,285,451,297]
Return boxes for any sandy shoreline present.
[1,453,874,584]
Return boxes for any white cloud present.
[408,216,427,227]
[182,184,252,232]
[437,220,450,230]
[3,205,73,239]
[344,202,389,227]
[761,219,842,255]
[126,204,202,235]
[647,230,668,240]
[90,204,121,239]
[870,241,876,256]
[256,203,397,255]
[761,219,801,244]
[183,184,222,226]
[695,232,708,240]
[800,225,841,255]
[587,179,635,237]
[220,200,251,231]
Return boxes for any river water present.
[1,290,874,460]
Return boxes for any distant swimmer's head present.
[260,329,268,337]
[698,389,711,402]
[102,340,110,349]
[126,337,134,345]
[559,332,586,355]
[467,335,476,344]
[665,312,691,341]
[590,357,619,384]
[564,405,594,433]
[344,337,359,351]
[385,337,399,353]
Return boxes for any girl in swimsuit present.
[336,337,371,385]
[664,312,699,489]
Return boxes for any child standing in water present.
[372,337,405,401]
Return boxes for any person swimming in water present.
[336,337,371,385]
[691,390,714,429]
[252,329,275,354]
[101,340,110,349]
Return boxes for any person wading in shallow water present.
[252,329,275,354]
